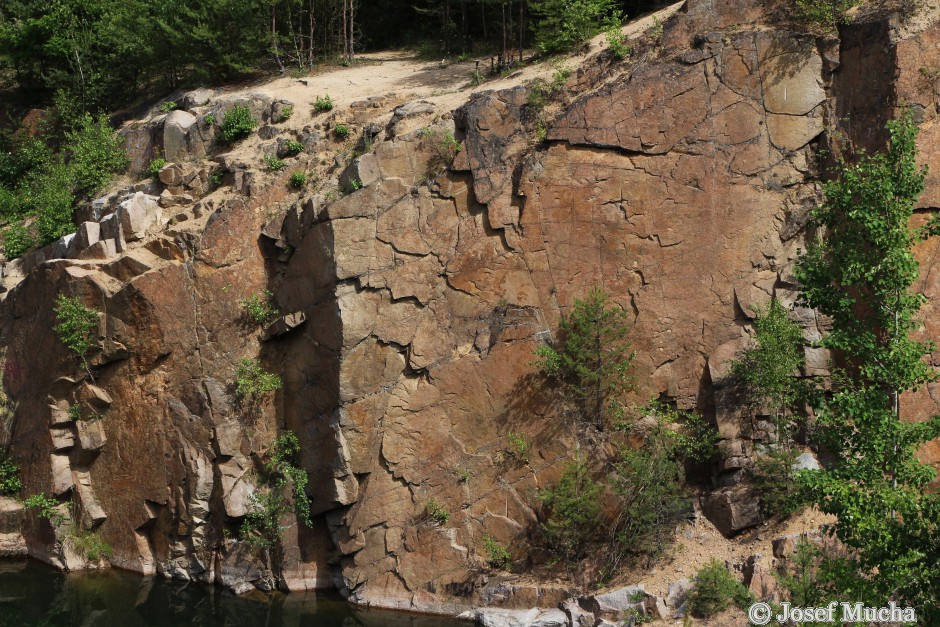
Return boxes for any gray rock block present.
[117,192,161,241]
[163,110,197,162]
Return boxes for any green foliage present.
[470,69,486,86]
[731,299,807,441]
[0,0,284,111]
[795,0,859,27]
[275,105,293,123]
[348,178,363,192]
[238,290,279,326]
[752,447,801,518]
[264,155,286,172]
[65,525,113,561]
[688,559,752,618]
[288,171,307,189]
[650,15,664,40]
[159,101,177,113]
[454,466,472,482]
[605,26,631,60]
[539,459,602,563]
[65,113,129,196]
[0,135,54,195]
[0,112,124,245]
[795,114,940,618]
[284,140,304,156]
[0,452,22,495]
[0,110,125,246]
[530,0,620,54]
[234,358,282,402]
[32,161,77,244]
[535,121,548,143]
[21,494,65,525]
[3,221,35,259]
[425,498,450,525]
[439,131,460,155]
[53,294,99,363]
[482,534,511,570]
[551,64,572,90]
[533,286,634,430]
[506,431,530,463]
[607,441,687,568]
[333,124,351,139]
[220,105,256,143]
[265,432,311,524]
[148,158,166,179]
[527,79,550,110]
[631,402,720,464]
[204,113,216,126]
[420,128,461,178]
[240,489,285,550]
[314,95,334,112]
[240,431,312,550]
[773,538,838,610]
[604,404,715,571]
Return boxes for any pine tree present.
[529,0,619,54]
[794,114,940,616]
[533,286,634,430]
[731,298,806,442]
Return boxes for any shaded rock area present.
[2,0,940,623]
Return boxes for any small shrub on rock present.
[21,493,65,524]
[148,158,166,180]
[605,27,631,59]
[238,290,279,326]
[314,95,334,112]
[752,447,802,517]
[275,105,293,123]
[795,0,859,27]
[539,459,601,563]
[0,452,22,495]
[482,534,511,569]
[506,431,530,463]
[264,155,286,172]
[532,285,634,430]
[53,294,99,371]
[3,221,34,259]
[334,123,351,139]
[689,559,752,618]
[425,498,450,525]
[66,113,129,196]
[289,171,307,189]
[66,526,113,561]
[234,358,282,401]
[221,104,256,143]
[240,431,312,550]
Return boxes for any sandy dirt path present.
[226,2,683,121]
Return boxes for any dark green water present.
[0,560,470,627]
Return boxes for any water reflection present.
[0,560,468,626]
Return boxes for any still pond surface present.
[0,559,470,626]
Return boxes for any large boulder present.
[116,192,162,241]
[702,485,763,536]
[163,110,197,162]
[180,88,215,110]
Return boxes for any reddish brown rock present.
[4,0,940,619]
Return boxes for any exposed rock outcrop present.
[3,0,940,623]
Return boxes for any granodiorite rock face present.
[5,0,940,617]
